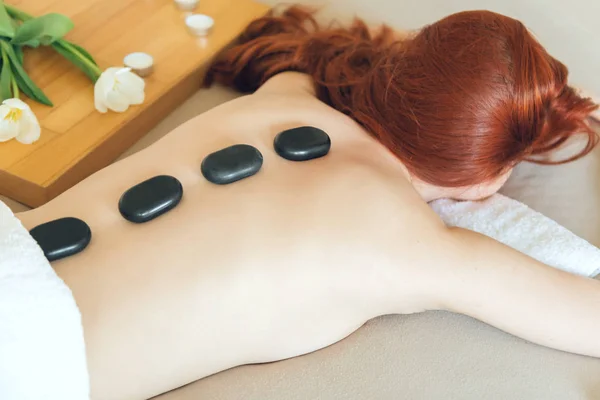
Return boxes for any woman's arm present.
[443,227,600,358]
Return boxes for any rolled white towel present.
[430,193,600,278]
[0,201,90,400]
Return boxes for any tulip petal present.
[102,67,120,83]
[105,90,130,113]
[94,67,147,113]
[94,68,121,113]
[117,72,145,105]
[0,110,20,142]
[94,80,108,113]
[15,109,41,144]
[3,98,30,110]
[0,104,10,119]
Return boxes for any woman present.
[15,7,600,400]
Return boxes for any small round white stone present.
[185,14,214,37]
[123,52,154,77]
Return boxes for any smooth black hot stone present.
[30,217,91,262]
[118,175,183,223]
[201,144,263,184]
[274,126,331,161]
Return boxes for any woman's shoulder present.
[256,71,316,96]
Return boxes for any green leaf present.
[0,4,15,38]
[52,41,100,82]
[13,45,23,65]
[24,38,41,48]
[4,4,32,23]
[0,53,12,100]
[13,69,37,102]
[63,40,97,65]
[11,13,74,47]
[1,41,52,106]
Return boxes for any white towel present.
[430,193,600,278]
[0,201,90,400]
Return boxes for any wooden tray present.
[0,0,270,207]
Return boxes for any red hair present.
[206,6,599,187]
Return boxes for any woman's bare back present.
[15,75,600,400]
[16,84,450,399]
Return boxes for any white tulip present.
[0,98,41,144]
[94,67,145,113]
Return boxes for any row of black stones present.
[30,126,331,262]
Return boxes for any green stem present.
[58,41,101,77]
[0,43,13,99]
[11,74,18,98]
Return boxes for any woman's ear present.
[449,170,514,201]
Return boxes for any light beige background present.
[3,1,600,399]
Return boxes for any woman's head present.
[207,6,598,196]
[367,10,598,189]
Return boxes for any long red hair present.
[206,6,598,187]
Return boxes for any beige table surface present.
[0,0,269,208]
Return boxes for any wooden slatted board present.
[0,0,270,207]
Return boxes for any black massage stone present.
[119,175,183,223]
[274,126,331,161]
[30,217,91,262]
[201,144,263,184]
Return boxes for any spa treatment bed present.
[2,1,600,399]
